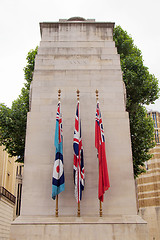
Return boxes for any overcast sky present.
[0,0,160,110]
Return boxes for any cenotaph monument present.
[10,18,148,239]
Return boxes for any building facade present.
[137,111,160,240]
[0,145,22,239]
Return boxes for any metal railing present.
[0,186,16,204]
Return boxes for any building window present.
[16,165,22,176]
[152,112,157,128]
[16,166,18,176]
[16,183,22,216]
[19,166,22,176]
[155,130,159,143]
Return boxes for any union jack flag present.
[52,102,65,200]
[95,102,110,202]
[73,102,85,203]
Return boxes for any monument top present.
[40,19,115,37]
[59,17,95,22]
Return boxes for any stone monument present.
[10,18,148,239]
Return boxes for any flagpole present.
[56,195,58,217]
[55,89,61,217]
[78,202,80,217]
[95,89,103,217]
[99,199,102,217]
[77,89,81,217]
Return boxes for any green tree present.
[0,47,38,162]
[113,26,159,177]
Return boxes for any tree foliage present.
[0,47,38,162]
[129,105,155,176]
[24,47,38,91]
[113,26,159,177]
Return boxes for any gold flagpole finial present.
[95,89,99,102]
[58,89,61,101]
[77,89,80,101]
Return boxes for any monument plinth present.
[10,18,148,239]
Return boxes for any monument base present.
[10,215,148,240]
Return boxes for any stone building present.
[137,111,160,240]
[0,145,22,239]
[0,145,16,239]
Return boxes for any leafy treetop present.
[114,26,159,177]
[0,47,38,162]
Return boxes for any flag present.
[95,102,110,202]
[52,102,65,199]
[73,102,85,203]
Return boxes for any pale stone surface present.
[0,198,14,240]
[139,207,160,240]
[11,19,148,239]
[10,216,148,240]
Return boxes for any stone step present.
[34,64,121,71]
[36,54,120,60]
[42,36,113,42]
[38,46,117,55]
[33,77,123,91]
[40,41,115,48]
[34,55,121,70]
[33,69,123,81]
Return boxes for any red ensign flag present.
[95,102,110,202]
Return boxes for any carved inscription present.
[69,56,88,65]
